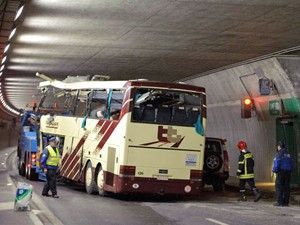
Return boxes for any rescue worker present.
[41,136,61,198]
[272,141,294,207]
[236,140,261,202]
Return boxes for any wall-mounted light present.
[0,65,5,71]
[0,72,2,77]
[4,44,10,53]
[9,28,16,40]
[15,5,24,21]
[1,56,7,64]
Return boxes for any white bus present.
[38,77,206,196]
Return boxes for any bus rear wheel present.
[96,167,107,196]
[85,162,97,194]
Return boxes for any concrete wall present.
[184,57,299,182]
[0,120,18,150]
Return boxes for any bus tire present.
[18,158,25,177]
[85,162,97,194]
[96,167,107,196]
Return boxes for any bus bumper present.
[112,174,202,195]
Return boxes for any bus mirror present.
[195,114,204,136]
[81,115,87,129]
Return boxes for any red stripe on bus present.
[71,169,81,182]
[61,120,106,178]
[97,122,118,150]
[61,155,80,177]
[66,160,80,179]
[60,137,86,172]
[96,120,105,127]
[98,120,111,135]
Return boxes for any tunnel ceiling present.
[1,0,300,110]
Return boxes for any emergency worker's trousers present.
[239,178,256,192]
[42,168,58,196]
[275,171,291,205]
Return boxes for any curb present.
[7,149,64,225]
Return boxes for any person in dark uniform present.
[41,136,61,198]
[236,140,262,202]
[272,141,294,207]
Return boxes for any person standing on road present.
[272,141,294,207]
[236,140,262,202]
[41,136,61,198]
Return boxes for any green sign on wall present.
[269,100,281,115]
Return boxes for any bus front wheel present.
[85,162,97,194]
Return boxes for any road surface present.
[1,147,299,225]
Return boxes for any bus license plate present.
[156,175,169,181]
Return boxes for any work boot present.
[238,192,247,201]
[42,193,51,197]
[253,189,262,202]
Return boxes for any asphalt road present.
[1,147,300,225]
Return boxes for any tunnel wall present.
[184,57,299,183]
[0,119,18,150]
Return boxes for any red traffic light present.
[241,98,253,118]
[244,98,252,105]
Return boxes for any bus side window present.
[74,100,87,117]
[89,101,106,119]
[108,90,124,120]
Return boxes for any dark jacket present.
[237,151,255,179]
[272,148,294,173]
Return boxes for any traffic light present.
[241,98,253,118]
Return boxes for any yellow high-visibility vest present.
[46,146,61,167]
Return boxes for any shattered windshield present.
[132,88,203,126]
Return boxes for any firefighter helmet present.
[237,141,247,150]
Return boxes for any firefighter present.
[272,141,294,207]
[41,136,61,198]
[236,140,261,202]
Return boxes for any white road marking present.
[206,218,230,225]
[1,162,5,165]
[0,202,14,211]
[7,183,12,186]
[29,210,44,225]
[31,192,64,225]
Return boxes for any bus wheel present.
[85,162,97,194]
[18,158,25,177]
[96,167,106,196]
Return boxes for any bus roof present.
[39,79,205,93]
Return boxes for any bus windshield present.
[132,88,203,126]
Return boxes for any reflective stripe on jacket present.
[237,151,255,179]
[46,146,61,167]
